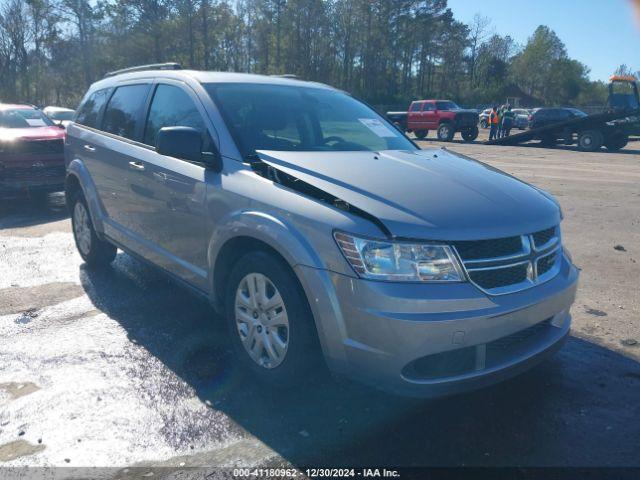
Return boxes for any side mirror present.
[157,126,203,163]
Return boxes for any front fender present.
[207,209,325,282]
[66,158,107,236]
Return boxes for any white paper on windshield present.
[26,119,47,127]
[358,118,397,137]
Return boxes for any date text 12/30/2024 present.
[233,468,401,478]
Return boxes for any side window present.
[75,89,110,128]
[409,103,421,112]
[102,84,150,140]
[423,103,435,112]
[143,84,214,151]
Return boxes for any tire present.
[604,136,628,152]
[70,191,117,268]
[414,129,428,139]
[480,119,488,129]
[577,130,604,152]
[437,123,455,141]
[224,251,321,387]
[461,126,479,142]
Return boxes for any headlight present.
[334,232,465,282]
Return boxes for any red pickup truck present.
[0,104,66,200]
[386,100,479,142]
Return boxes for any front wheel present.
[437,123,455,141]
[461,126,479,142]
[225,251,321,387]
[604,135,628,151]
[71,191,117,268]
[577,130,604,151]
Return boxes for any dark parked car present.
[0,104,66,199]
[512,108,530,130]
[528,107,587,129]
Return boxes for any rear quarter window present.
[102,84,151,140]
[75,89,111,128]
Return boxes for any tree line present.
[0,0,636,110]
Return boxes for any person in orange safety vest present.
[489,106,499,140]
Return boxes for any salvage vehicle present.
[0,104,66,199]
[65,63,578,397]
[386,100,480,141]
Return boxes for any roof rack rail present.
[104,63,183,78]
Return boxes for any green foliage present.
[0,0,621,108]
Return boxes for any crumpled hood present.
[256,148,561,241]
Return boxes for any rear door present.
[94,82,153,236]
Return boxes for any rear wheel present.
[437,123,455,141]
[604,135,628,151]
[414,129,428,139]
[461,126,479,142]
[577,130,604,151]
[71,191,117,268]
[225,251,321,387]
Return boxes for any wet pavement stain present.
[0,282,85,315]
[0,440,45,462]
[0,382,40,401]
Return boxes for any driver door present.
[130,82,217,289]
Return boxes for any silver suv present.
[65,64,579,397]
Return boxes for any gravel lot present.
[1,136,639,474]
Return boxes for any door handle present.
[128,161,146,171]
[83,144,96,152]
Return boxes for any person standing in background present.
[496,105,505,138]
[501,105,514,138]
[489,106,499,140]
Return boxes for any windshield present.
[48,110,74,121]
[0,108,55,128]
[435,101,460,111]
[205,83,416,157]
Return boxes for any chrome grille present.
[533,227,556,249]
[454,226,561,295]
[468,262,528,290]
[452,236,522,261]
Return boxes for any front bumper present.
[296,252,578,397]
[0,158,65,197]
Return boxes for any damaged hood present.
[256,148,561,240]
